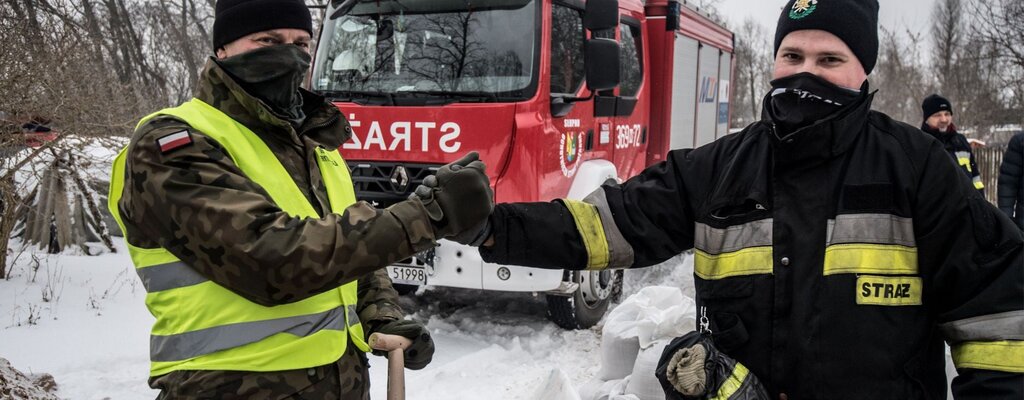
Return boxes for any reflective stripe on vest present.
[108,98,369,376]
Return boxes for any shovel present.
[369,332,413,400]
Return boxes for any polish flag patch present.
[156,130,193,153]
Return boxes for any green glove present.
[372,319,435,370]
[412,151,494,240]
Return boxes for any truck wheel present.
[546,269,622,329]
[393,284,418,296]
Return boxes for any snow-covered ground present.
[0,239,694,399]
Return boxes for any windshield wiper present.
[393,90,500,103]
[320,89,396,105]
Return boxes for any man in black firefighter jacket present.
[921,94,985,194]
[459,0,1023,398]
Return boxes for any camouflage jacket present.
[116,58,436,399]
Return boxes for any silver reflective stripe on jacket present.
[583,187,635,269]
[826,214,915,247]
[150,304,360,362]
[695,219,773,254]
[940,310,1024,343]
[136,261,209,292]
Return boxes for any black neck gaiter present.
[214,45,311,125]
[767,72,863,137]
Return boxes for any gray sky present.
[715,0,936,39]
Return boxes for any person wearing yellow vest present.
[107,0,493,398]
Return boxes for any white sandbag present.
[597,334,641,380]
[598,286,697,380]
[624,340,670,400]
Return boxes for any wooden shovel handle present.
[369,333,413,400]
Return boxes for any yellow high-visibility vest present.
[108,98,369,377]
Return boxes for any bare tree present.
[730,18,773,127]
[966,0,1024,130]
[0,0,217,268]
[870,28,933,125]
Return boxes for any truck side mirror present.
[585,38,620,92]
[584,0,619,31]
[329,0,358,20]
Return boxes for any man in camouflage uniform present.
[109,0,493,398]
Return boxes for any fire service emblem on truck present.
[560,131,584,178]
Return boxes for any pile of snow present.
[1,239,696,399]
[0,241,153,399]
[0,358,59,400]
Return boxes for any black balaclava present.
[214,45,311,125]
[766,72,864,136]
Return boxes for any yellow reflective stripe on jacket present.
[112,98,369,376]
[563,199,610,270]
[950,340,1024,373]
[695,247,774,280]
[824,214,918,276]
[956,151,972,172]
[694,220,773,280]
[710,361,750,400]
[823,244,918,275]
[972,176,984,189]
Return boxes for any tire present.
[393,283,418,296]
[546,269,623,329]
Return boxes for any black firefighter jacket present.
[480,93,1024,399]
[998,132,1024,229]
[921,123,985,194]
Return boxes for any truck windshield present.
[312,0,538,103]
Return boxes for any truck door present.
[610,17,648,178]
[548,1,591,187]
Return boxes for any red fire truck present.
[312,0,734,328]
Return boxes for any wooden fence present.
[975,145,1006,205]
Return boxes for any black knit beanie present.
[921,94,953,121]
[213,0,313,50]
[773,0,879,74]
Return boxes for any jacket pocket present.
[710,312,750,352]
[696,277,755,352]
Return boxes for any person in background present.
[921,94,985,193]
[998,131,1024,229]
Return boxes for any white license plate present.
[387,265,427,285]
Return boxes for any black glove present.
[371,319,435,370]
[411,151,494,240]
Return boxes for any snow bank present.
[1,242,697,399]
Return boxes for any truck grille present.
[347,161,441,207]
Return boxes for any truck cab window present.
[312,0,539,102]
[619,22,643,98]
[550,4,585,95]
